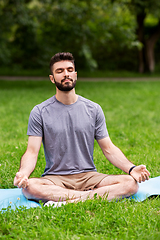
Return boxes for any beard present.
[54,77,77,91]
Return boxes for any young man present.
[14,52,150,203]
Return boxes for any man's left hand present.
[130,165,150,183]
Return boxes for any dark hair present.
[50,52,75,74]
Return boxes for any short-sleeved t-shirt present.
[27,95,109,176]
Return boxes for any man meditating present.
[14,52,150,204]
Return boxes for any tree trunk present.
[136,12,146,73]
[146,21,160,73]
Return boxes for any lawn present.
[0,79,160,239]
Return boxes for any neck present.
[55,88,78,105]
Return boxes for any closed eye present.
[55,67,74,74]
[55,68,63,74]
[67,67,74,72]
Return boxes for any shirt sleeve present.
[27,106,43,137]
[94,104,109,140]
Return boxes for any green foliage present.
[0,0,139,71]
[0,0,157,73]
[129,0,160,16]
[0,0,37,67]
[2,0,160,73]
[126,0,160,72]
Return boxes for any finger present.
[139,165,147,171]
[18,181,27,189]
[14,178,19,186]
[17,183,21,188]
[14,172,23,186]
[14,176,22,186]
[139,176,142,183]
[16,172,22,179]
[140,170,150,182]
[21,179,28,188]
[144,171,150,180]
[18,178,28,189]
[141,172,146,182]
[145,169,150,177]
[21,182,28,189]
[142,169,150,180]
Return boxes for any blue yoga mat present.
[0,188,40,211]
[132,176,160,202]
[0,176,160,212]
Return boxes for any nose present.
[64,69,69,77]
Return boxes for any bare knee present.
[22,178,51,200]
[125,176,138,195]
[22,177,57,201]
[22,178,38,200]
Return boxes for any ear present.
[49,75,55,84]
[75,71,77,80]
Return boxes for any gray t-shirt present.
[27,95,109,176]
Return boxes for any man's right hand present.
[14,172,29,189]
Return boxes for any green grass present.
[0,80,160,239]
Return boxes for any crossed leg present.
[22,178,91,203]
[22,174,138,203]
[93,175,138,200]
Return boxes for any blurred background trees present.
[128,0,160,73]
[0,0,160,74]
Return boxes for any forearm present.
[98,137,150,182]
[98,137,135,174]
[103,144,135,174]
[19,151,38,177]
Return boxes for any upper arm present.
[26,136,42,156]
[94,104,109,140]
[27,106,43,136]
[97,136,114,153]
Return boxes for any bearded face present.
[53,76,77,92]
[50,60,77,92]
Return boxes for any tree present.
[0,0,38,68]
[34,0,137,70]
[0,0,15,65]
[2,0,159,73]
[129,0,160,73]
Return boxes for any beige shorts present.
[41,171,108,191]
